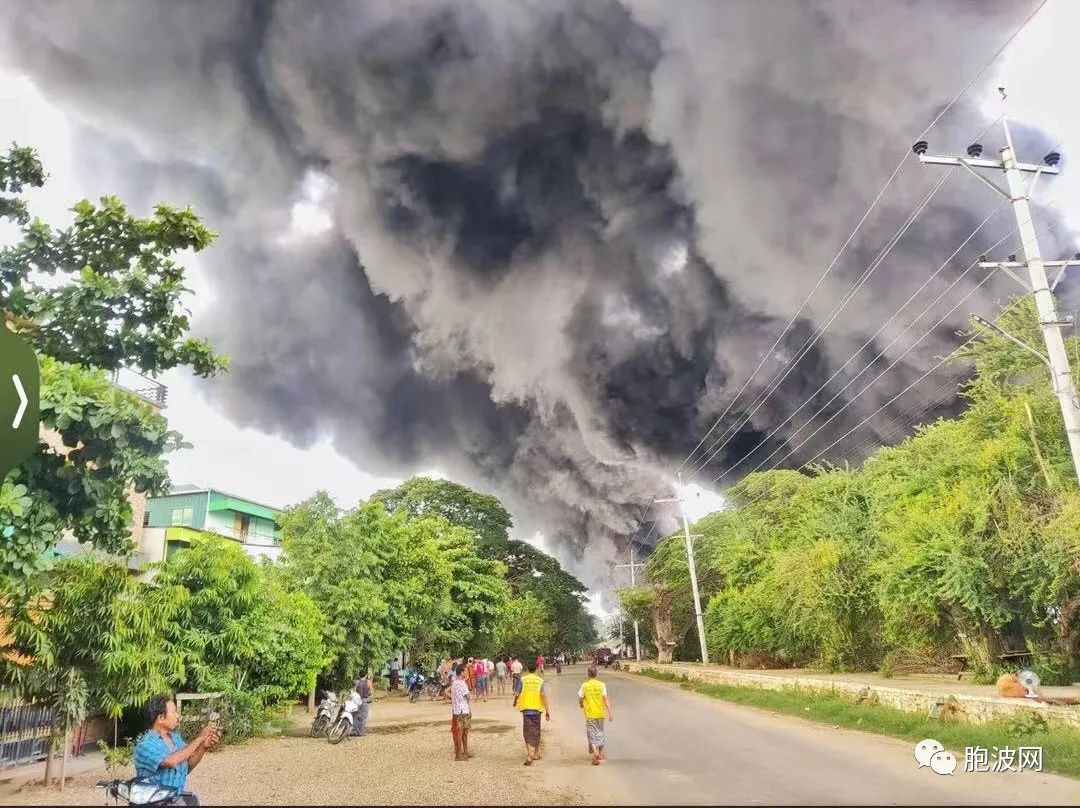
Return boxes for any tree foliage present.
[0,144,225,582]
[633,301,1080,682]
[1,557,188,725]
[492,593,554,657]
[150,536,326,704]
[374,478,595,654]
[278,492,455,686]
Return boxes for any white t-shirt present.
[450,678,470,715]
[510,659,523,674]
[577,682,608,698]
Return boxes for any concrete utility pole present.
[915,112,1080,483]
[659,474,709,664]
[615,547,647,661]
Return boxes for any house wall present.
[40,426,155,572]
[146,493,209,529]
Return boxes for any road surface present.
[535,667,1080,805]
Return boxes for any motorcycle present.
[310,690,339,737]
[327,688,363,744]
[96,778,194,806]
[405,670,427,703]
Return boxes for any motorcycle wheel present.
[310,715,329,737]
[327,717,351,744]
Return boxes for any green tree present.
[0,144,227,581]
[413,517,509,656]
[279,493,453,687]
[1,557,188,786]
[151,536,325,704]
[371,477,513,557]
[501,540,595,652]
[492,593,554,657]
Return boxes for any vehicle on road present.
[310,690,339,737]
[96,777,192,806]
[327,688,363,744]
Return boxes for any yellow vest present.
[580,678,606,719]
[517,673,544,712]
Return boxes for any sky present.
[2,0,1076,613]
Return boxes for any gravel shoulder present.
[1,688,588,806]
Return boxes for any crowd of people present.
[125,649,611,802]
[435,651,612,766]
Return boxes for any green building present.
[144,484,284,562]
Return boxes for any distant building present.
[143,484,285,563]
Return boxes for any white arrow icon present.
[12,374,27,429]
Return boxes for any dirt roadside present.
[1,688,590,806]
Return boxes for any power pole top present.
[917,116,1080,484]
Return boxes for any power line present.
[706,198,1008,487]
[762,268,999,471]
[673,155,915,476]
[672,0,1050,480]
[621,0,1053,553]
[728,290,1040,513]
[672,0,1049,477]
[683,170,954,482]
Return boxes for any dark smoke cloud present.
[1,0,1070,588]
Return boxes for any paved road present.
[538,667,1080,805]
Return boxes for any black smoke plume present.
[1,0,1069,588]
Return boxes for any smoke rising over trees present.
[1,0,1072,586]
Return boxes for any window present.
[170,506,194,526]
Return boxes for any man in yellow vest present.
[578,665,613,765]
[512,660,550,765]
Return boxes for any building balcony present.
[110,367,168,408]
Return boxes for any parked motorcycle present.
[327,688,362,744]
[405,671,427,703]
[96,778,194,806]
[310,691,339,737]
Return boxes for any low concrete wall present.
[624,662,1080,729]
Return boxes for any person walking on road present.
[474,657,488,702]
[510,655,523,690]
[465,657,477,693]
[512,661,550,766]
[536,653,545,676]
[450,662,472,761]
[578,665,613,765]
[495,658,508,695]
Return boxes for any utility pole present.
[914,112,1080,483]
[659,474,709,664]
[615,547,647,661]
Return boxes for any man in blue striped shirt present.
[133,694,219,805]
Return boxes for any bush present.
[177,689,270,746]
[97,738,135,774]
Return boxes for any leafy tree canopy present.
[0,144,226,582]
[371,476,512,557]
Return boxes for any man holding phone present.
[134,694,220,805]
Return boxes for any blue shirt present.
[133,730,189,792]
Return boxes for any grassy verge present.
[635,667,1080,779]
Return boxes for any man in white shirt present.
[450,662,471,761]
[510,656,523,683]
